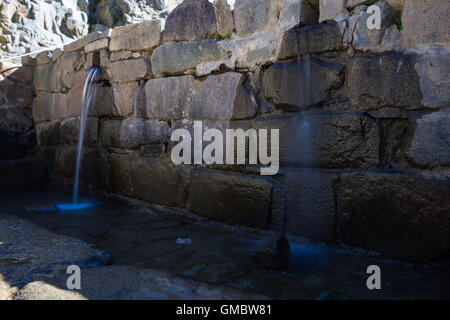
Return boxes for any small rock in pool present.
[26,204,60,214]
[250,233,291,269]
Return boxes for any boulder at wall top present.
[109,19,161,52]
[337,171,450,263]
[402,0,450,48]
[162,0,218,42]
[0,214,110,299]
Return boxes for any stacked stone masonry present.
[0,0,449,263]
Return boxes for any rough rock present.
[0,79,33,107]
[84,38,109,53]
[109,20,161,52]
[345,52,423,110]
[145,72,257,120]
[263,58,345,110]
[32,93,68,122]
[187,168,273,228]
[0,215,109,295]
[337,171,450,263]
[406,110,450,168]
[162,0,218,42]
[151,39,228,77]
[278,22,343,60]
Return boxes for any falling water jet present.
[56,67,101,212]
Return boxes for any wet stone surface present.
[1,191,450,300]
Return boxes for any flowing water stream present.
[57,67,100,211]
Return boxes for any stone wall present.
[6,0,449,263]
[0,61,48,192]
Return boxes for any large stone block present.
[278,22,343,60]
[32,93,68,122]
[151,40,228,77]
[33,64,61,92]
[0,129,36,161]
[251,113,379,168]
[145,72,257,120]
[234,0,278,37]
[345,52,423,110]
[187,168,273,228]
[406,110,450,169]
[162,0,218,42]
[105,153,188,208]
[62,70,87,89]
[286,169,338,242]
[402,0,450,48]
[337,171,450,263]
[263,58,345,110]
[213,0,235,37]
[110,20,161,52]
[110,58,151,83]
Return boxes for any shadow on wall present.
[0,63,48,193]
